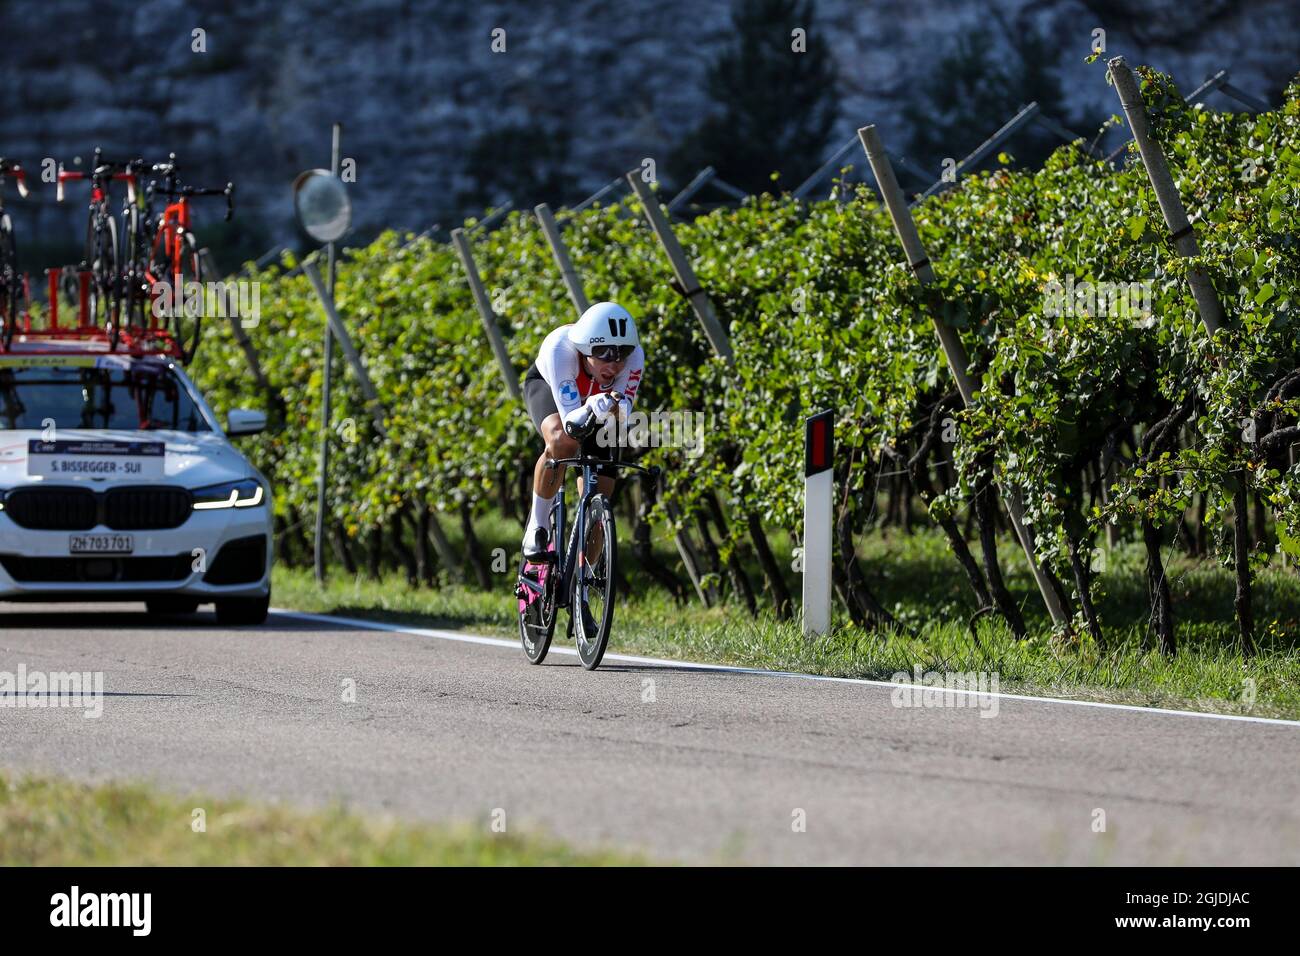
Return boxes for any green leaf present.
[1278,525,1300,559]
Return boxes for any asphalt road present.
[2,602,1297,865]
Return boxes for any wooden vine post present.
[626,172,794,617]
[534,203,590,314]
[624,172,733,362]
[450,227,521,401]
[1108,57,1254,653]
[858,124,1071,630]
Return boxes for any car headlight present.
[192,478,265,510]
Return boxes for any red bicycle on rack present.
[120,155,234,363]
[0,157,31,349]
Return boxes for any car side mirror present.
[227,409,266,437]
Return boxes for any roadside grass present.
[271,511,1300,720]
[0,773,647,866]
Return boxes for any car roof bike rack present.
[0,265,182,360]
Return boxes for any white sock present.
[530,492,555,533]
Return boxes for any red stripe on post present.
[805,410,834,476]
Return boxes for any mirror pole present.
[314,123,343,585]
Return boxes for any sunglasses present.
[590,345,635,362]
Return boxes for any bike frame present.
[540,451,656,609]
[150,197,192,277]
[140,177,232,325]
[140,197,196,331]
[57,156,139,328]
[546,456,604,611]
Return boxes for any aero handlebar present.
[150,180,235,221]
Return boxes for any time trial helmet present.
[569,301,638,359]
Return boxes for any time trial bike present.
[515,403,657,670]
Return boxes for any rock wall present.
[1,0,1294,255]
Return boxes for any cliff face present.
[1,0,1295,254]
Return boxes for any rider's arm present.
[608,346,644,418]
[537,327,592,427]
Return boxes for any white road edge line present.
[270,607,1300,728]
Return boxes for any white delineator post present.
[802,410,834,637]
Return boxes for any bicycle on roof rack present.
[54,149,233,363]
[120,153,234,364]
[0,157,31,350]
[56,148,143,345]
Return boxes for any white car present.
[0,338,273,624]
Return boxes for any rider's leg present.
[523,413,578,555]
[534,413,576,498]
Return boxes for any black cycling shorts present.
[523,364,620,478]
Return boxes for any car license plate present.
[69,534,134,554]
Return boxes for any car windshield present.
[0,363,212,432]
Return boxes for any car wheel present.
[146,597,201,616]
[215,593,270,626]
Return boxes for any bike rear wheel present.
[170,231,203,362]
[85,214,119,336]
[517,551,557,664]
[573,495,616,670]
[118,202,149,335]
[148,225,203,361]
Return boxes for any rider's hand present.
[585,392,616,423]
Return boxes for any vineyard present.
[190,63,1300,655]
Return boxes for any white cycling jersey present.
[536,324,645,420]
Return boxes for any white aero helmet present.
[568,301,638,359]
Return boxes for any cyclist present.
[521,301,643,559]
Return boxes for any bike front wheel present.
[573,494,616,670]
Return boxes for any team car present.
[0,336,272,624]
